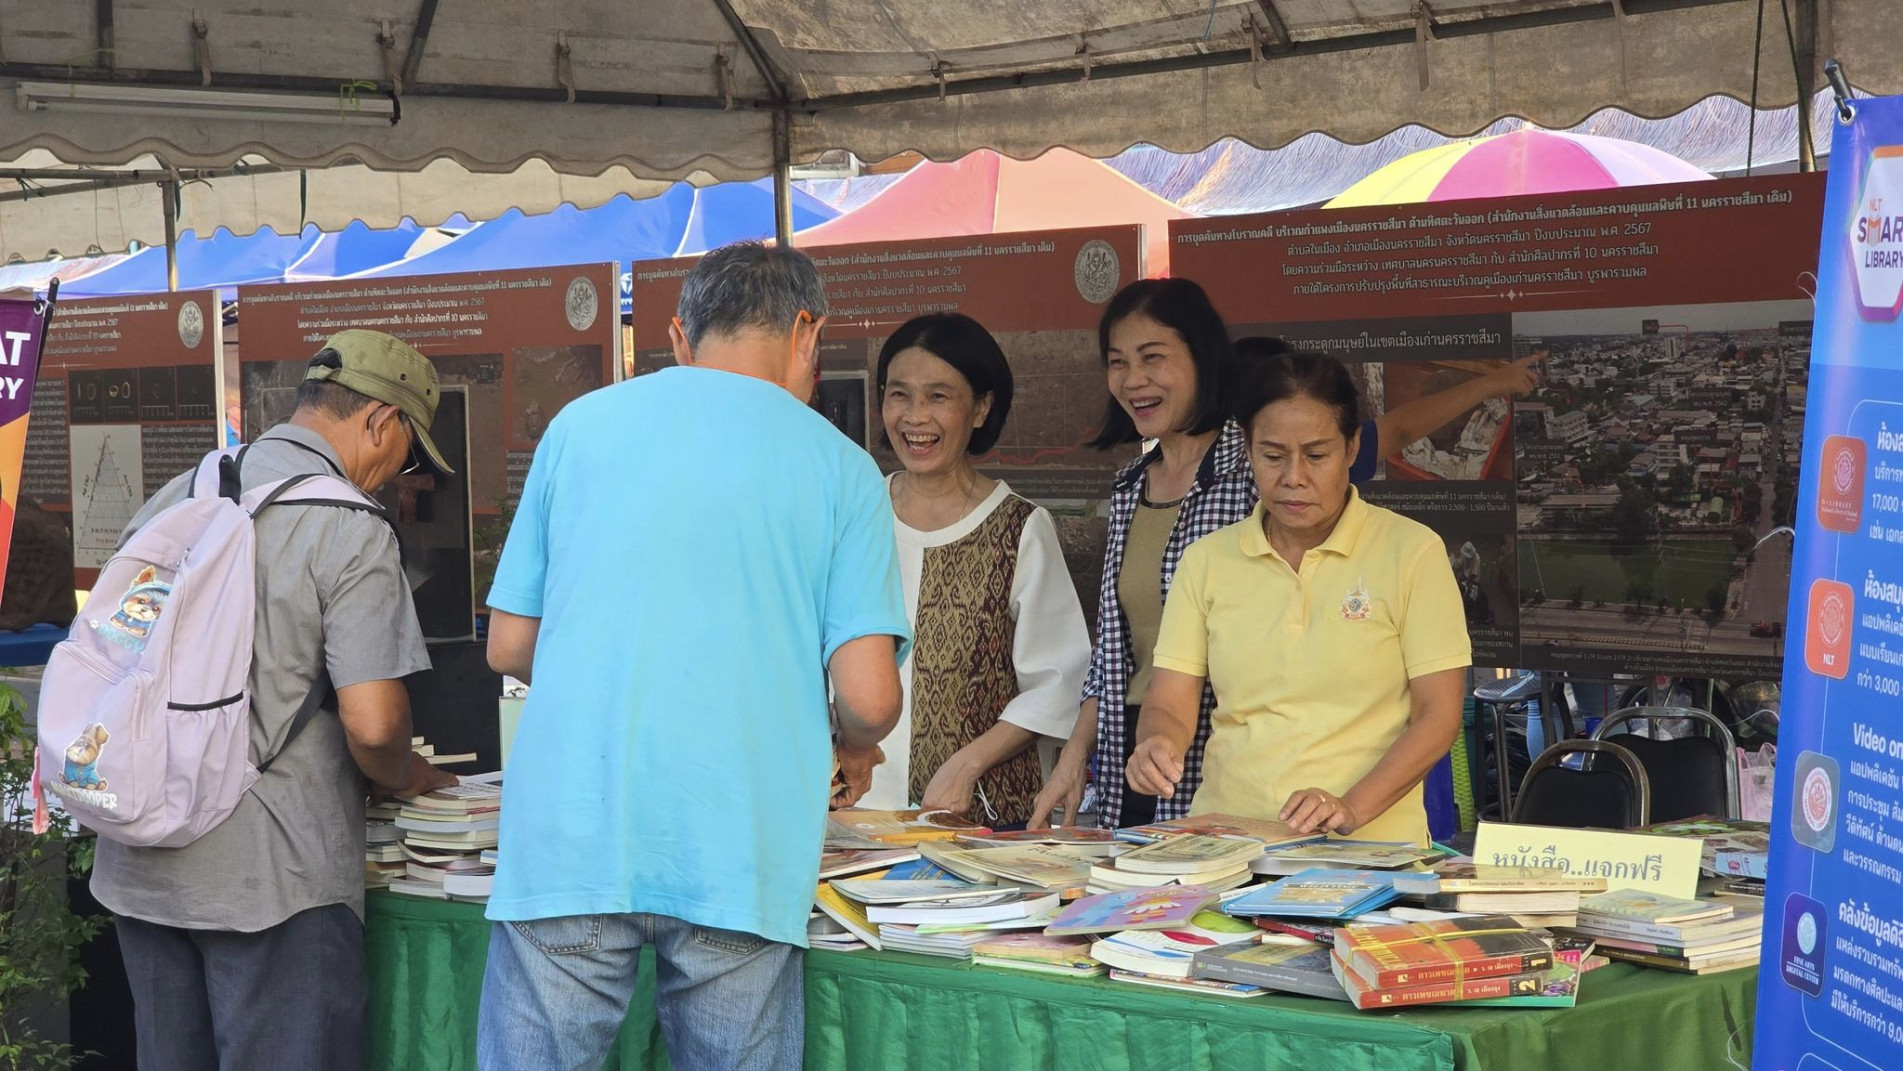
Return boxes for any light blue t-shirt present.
[484,366,911,946]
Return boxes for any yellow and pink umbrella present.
[1327,129,1711,208]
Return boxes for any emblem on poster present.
[177,300,205,349]
[565,277,600,332]
[1804,579,1853,679]
[1790,750,1839,854]
[1816,435,1866,533]
[1073,240,1120,304]
[1779,893,1827,997]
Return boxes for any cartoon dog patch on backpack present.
[49,723,118,811]
[93,566,172,654]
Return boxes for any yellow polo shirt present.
[1152,489,1471,845]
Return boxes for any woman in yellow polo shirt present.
[1126,351,1472,844]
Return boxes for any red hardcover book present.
[1331,953,1546,1010]
[1334,914,1553,990]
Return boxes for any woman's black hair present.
[874,312,1014,455]
[1087,278,1234,449]
[1231,346,1361,444]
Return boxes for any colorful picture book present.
[1223,869,1403,920]
[1334,915,1554,990]
[1113,834,1266,875]
[1191,940,1349,1000]
[1047,884,1216,936]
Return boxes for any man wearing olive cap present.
[93,329,458,1071]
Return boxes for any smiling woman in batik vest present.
[1125,351,1474,846]
[856,312,1091,828]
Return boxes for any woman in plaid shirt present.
[1028,279,1537,829]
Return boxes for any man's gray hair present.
[676,241,828,348]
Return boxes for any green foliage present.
[0,680,105,1070]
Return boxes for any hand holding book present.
[832,743,885,810]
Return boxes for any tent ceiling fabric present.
[0,1,1896,241]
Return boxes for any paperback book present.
[1578,889,1732,925]
[1114,834,1266,876]
[1191,940,1349,1000]
[826,809,988,845]
[1334,915,1554,990]
[1046,884,1216,936]
[1088,911,1262,979]
[1223,869,1402,920]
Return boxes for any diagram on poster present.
[68,424,143,569]
[1513,300,1808,678]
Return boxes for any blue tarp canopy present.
[283,217,470,281]
[354,179,836,310]
[61,226,311,300]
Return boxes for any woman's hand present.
[1126,737,1186,798]
[1028,752,1088,830]
[1280,787,1362,835]
[831,743,884,809]
[920,750,982,815]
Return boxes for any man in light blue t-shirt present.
[476,242,909,1071]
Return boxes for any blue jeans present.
[476,913,802,1071]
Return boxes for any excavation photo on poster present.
[1513,300,1809,679]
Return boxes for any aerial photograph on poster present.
[1513,300,1810,675]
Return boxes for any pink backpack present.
[36,447,382,848]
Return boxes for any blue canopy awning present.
[61,227,312,300]
[353,179,836,311]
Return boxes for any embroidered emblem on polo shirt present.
[1340,579,1372,621]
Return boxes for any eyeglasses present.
[396,412,422,476]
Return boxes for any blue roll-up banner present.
[1755,93,1903,1071]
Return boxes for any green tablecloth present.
[365,892,1758,1071]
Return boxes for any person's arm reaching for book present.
[1026,698,1096,830]
[337,679,456,797]
[921,720,1036,815]
[486,609,540,685]
[1371,355,1541,461]
[1125,669,1203,798]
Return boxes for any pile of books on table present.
[382,772,502,902]
[805,809,1632,1010]
[1389,863,1609,929]
[1558,889,1763,975]
[1638,816,1772,897]
[408,733,478,768]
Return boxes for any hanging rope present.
[1776,0,1814,170]
[1745,0,1765,176]
[192,11,212,86]
[379,20,403,96]
[557,32,576,105]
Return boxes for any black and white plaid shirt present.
[1084,418,1378,827]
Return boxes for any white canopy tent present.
[2,0,1897,261]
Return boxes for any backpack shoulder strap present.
[189,446,247,502]
[257,671,333,775]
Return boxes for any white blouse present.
[862,478,1092,811]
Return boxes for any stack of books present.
[920,843,1097,897]
[1639,816,1772,895]
[1562,889,1763,974]
[1114,813,1320,852]
[1390,863,1610,929]
[1191,939,1348,1000]
[365,801,405,887]
[1085,835,1264,895]
[384,773,502,900]
[1330,915,1556,1010]
[833,877,1060,959]
[409,734,478,767]
[1088,909,1263,984]
[1223,868,1403,921]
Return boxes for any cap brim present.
[412,423,455,475]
